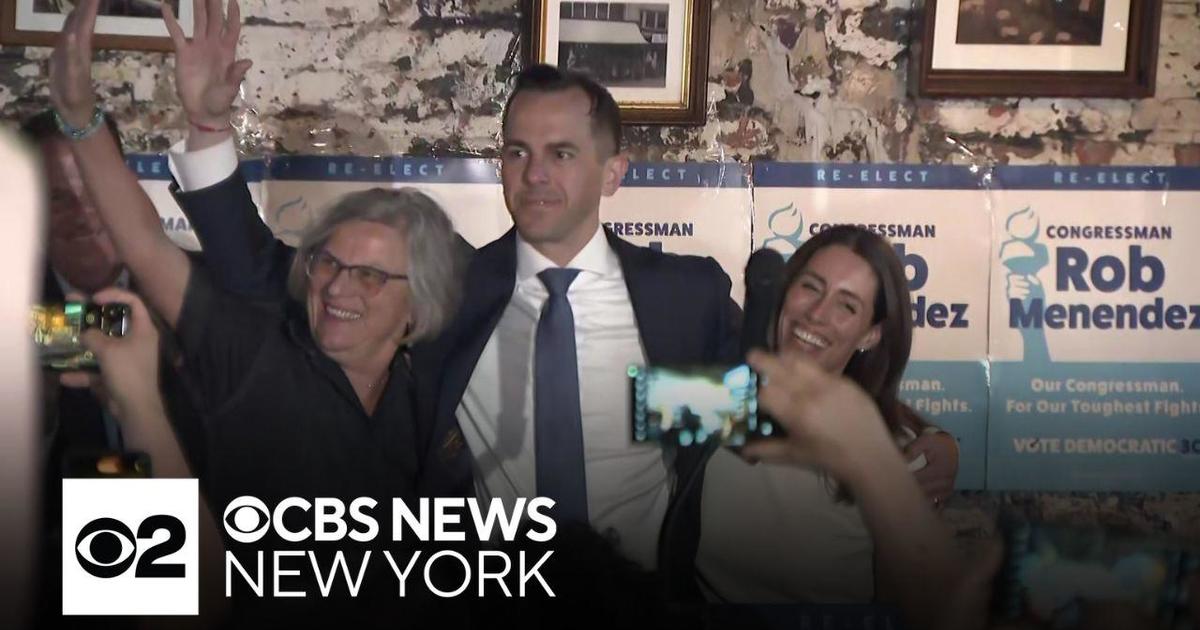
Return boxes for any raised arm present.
[165,0,252,154]
[165,0,296,302]
[48,0,188,326]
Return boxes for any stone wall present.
[2,0,1197,165]
[2,0,1198,544]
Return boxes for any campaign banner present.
[262,158,754,303]
[987,166,1200,491]
[126,154,1200,491]
[260,156,509,249]
[753,164,991,489]
[602,163,752,304]
[131,154,753,294]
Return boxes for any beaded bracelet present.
[52,106,106,141]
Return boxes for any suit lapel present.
[607,230,677,365]
[428,229,518,473]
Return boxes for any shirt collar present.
[515,224,618,284]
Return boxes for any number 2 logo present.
[75,515,187,579]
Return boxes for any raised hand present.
[48,0,99,127]
[741,349,898,480]
[906,431,959,505]
[163,0,252,130]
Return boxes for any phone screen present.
[32,301,129,371]
[629,364,777,447]
[996,518,1199,629]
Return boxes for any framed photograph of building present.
[525,0,712,125]
[1,0,192,51]
[911,0,1161,97]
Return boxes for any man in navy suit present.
[416,66,740,577]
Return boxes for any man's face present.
[40,139,122,292]
[500,87,627,264]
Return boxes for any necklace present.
[365,371,388,391]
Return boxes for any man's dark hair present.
[19,109,123,156]
[502,64,622,156]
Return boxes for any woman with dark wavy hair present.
[695,226,960,625]
[770,225,928,444]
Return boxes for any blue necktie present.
[534,268,588,523]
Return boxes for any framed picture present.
[912,0,1161,98]
[524,0,712,125]
[1,0,192,52]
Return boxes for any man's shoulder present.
[608,233,725,278]
[463,230,514,267]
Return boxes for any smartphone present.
[629,364,778,447]
[995,516,1198,629]
[32,301,130,371]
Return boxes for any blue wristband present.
[52,106,105,141]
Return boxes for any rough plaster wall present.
[2,0,1197,163]
[2,0,1198,544]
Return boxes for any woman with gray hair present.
[48,0,464,513]
[288,188,463,345]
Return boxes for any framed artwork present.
[1,0,192,52]
[912,0,1161,97]
[524,0,712,125]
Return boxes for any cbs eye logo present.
[62,479,198,616]
[222,496,271,543]
[75,515,186,579]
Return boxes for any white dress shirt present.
[457,226,670,570]
[167,137,240,192]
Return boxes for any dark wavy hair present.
[502,63,622,156]
[769,225,924,436]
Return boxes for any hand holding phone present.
[33,300,130,370]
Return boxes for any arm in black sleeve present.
[706,258,743,364]
[170,169,295,303]
[174,259,274,413]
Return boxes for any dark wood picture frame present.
[911,0,1162,98]
[524,0,712,125]
[1,0,186,52]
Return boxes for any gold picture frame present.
[1,0,192,52]
[524,0,712,125]
[911,0,1161,98]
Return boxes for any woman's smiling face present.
[775,244,882,374]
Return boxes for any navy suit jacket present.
[173,171,742,599]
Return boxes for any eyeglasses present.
[305,250,408,296]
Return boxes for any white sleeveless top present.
[696,427,924,603]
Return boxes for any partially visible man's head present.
[499,65,628,265]
[20,110,124,293]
